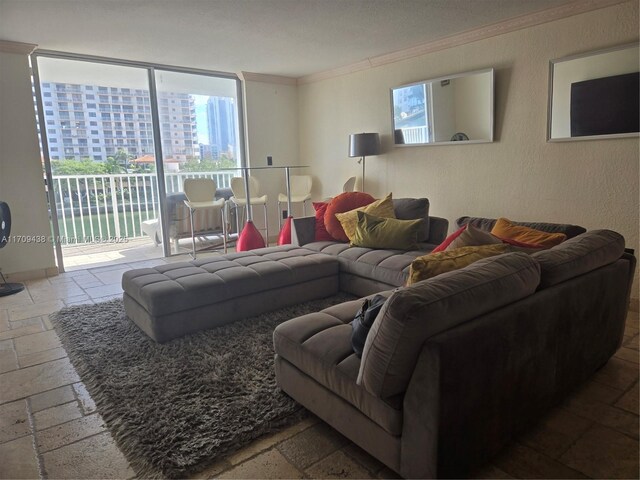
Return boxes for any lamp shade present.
[349,133,380,157]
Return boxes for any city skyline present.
[39,81,238,165]
[206,96,237,160]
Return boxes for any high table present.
[224,165,308,251]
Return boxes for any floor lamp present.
[349,133,380,193]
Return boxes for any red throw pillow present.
[324,192,375,242]
[432,225,467,253]
[313,202,334,241]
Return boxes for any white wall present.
[0,50,57,276]
[242,79,299,241]
[298,1,639,298]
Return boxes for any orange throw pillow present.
[491,217,566,248]
[325,192,375,242]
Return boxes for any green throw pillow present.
[351,211,422,250]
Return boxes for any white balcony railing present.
[51,171,236,244]
[400,126,429,144]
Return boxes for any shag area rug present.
[50,293,356,479]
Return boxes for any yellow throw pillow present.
[335,193,396,241]
[407,244,510,285]
[491,217,566,248]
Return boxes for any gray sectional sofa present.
[122,246,340,342]
[122,197,447,342]
[121,200,635,478]
[291,198,449,296]
[274,224,636,478]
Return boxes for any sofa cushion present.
[303,241,352,255]
[358,252,541,399]
[457,216,586,239]
[491,217,566,248]
[532,230,625,288]
[273,295,402,436]
[325,192,375,242]
[407,244,510,285]
[335,193,396,241]
[122,247,337,316]
[343,247,429,287]
[351,212,422,250]
[392,198,430,242]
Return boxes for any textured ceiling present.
[0,0,574,77]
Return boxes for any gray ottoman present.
[122,245,339,342]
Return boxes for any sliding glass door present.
[34,57,161,269]
[153,70,243,255]
[32,53,244,270]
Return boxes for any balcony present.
[399,126,429,144]
[51,170,236,249]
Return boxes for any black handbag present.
[351,294,387,357]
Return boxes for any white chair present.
[277,175,312,228]
[230,176,269,246]
[183,178,227,258]
[342,176,356,192]
[141,219,160,246]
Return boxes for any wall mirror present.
[390,68,494,146]
[548,43,639,142]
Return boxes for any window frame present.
[31,50,247,268]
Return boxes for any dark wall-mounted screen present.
[570,72,639,137]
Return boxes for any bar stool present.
[342,176,356,193]
[183,178,227,258]
[277,175,312,229]
[230,176,269,246]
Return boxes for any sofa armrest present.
[622,251,637,313]
[427,216,448,245]
[398,346,440,479]
[291,216,316,246]
[400,272,630,478]
[401,300,559,478]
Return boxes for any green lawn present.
[58,210,155,243]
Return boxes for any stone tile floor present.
[61,234,230,270]
[0,258,638,479]
[61,236,164,270]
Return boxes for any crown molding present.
[298,0,630,85]
[0,40,38,55]
[240,71,297,86]
[298,59,374,85]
